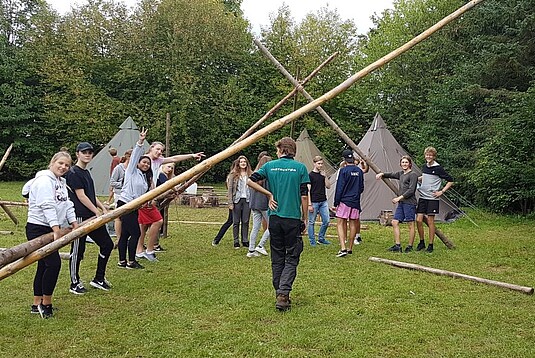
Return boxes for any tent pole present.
[0,0,484,280]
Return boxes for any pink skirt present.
[335,202,360,220]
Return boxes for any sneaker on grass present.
[126,260,144,269]
[117,261,127,268]
[90,278,112,291]
[255,246,268,256]
[318,239,331,245]
[31,305,40,314]
[404,245,413,253]
[154,245,166,252]
[143,251,158,262]
[388,244,402,252]
[354,237,362,245]
[425,244,434,253]
[38,303,53,319]
[336,250,348,258]
[275,294,291,311]
[212,239,220,247]
[69,283,87,295]
[246,251,260,258]
[416,241,426,251]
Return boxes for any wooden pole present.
[152,52,340,206]
[0,201,28,207]
[290,66,300,139]
[0,218,93,267]
[0,0,484,281]
[0,143,13,172]
[369,256,534,295]
[0,204,18,225]
[0,227,73,268]
[163,113,171,238]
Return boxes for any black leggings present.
[26,223,61,297]
[117,200,140,262]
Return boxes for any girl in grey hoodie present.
[23,151,78,318]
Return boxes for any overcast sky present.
[47,0,394,34]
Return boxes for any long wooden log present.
[0,204,18,225]
[369,256,534,295]
[0,201,28,207]
[0,218,93,267]
[0,0,484,281]
[253,4,484,249]
[160,51,340,202]
[0,143,13,172]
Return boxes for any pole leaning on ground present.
[0,0,486,281]
[369,257,534,295]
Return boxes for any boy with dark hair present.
[248,137,310,311]
[333,149,364,257]
[307,155,331,246]
[66,142,114,294]
[415,146,454,253]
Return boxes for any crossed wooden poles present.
[0,0,485,281]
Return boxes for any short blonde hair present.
[49,151,72,168]
[313,155,323,163]
[424,146,437,157]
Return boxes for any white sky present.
[47,0,394,34]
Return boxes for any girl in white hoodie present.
[23,151,78,318]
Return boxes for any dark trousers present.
[268,215,303,296]
[26,223,61,297]
[117,200,140,262]
[232,198,251,245]
[214,209,232,243]
[69,217,113,284]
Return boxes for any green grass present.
[1,182,534,357]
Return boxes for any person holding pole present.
[137,141,204,260]
[247,137,310,311]
[23,151,78,318]
[376,155,418,252]
[307,155,331,246]
[247,154,272,257]
[332,150,364,258]
[65,142,114,294]
[415,147,454,253]
[109,149,132,247]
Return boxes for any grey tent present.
[87,117,149,196]
[295,114,463,222]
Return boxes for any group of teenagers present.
[23,128,204,318]
[23,128,453,315]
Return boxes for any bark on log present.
[0,0,484,281]
[0,143,13,172]
[0,201,28,207]
[369,256,534,295]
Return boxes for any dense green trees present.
[0,0,533,214]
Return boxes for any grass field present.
[0,181,534,357]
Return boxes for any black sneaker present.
[416,241,426,251]
[126,260,144,269]
[426,244,434,253]
[212,239,220,247]
[234,243,240,250]
[242,242,249,248]
[90,278,112,291]
[154,245,166,252]
[347,250,353,254]
[31,305,40,314]
[69,283,88,295]
[37,303,53,319]
[388,245,402,252]
[117,261,127,268]
[404,245,413,253]
[336,250,348,258]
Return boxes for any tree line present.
[1,0,534,214]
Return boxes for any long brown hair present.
[230,155,252,179]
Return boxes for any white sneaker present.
[144,251,158,262]
[354,237,362,245]
[255,246,268,256]
[135,252,145,259]
[246,251,260,258]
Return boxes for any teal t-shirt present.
[255,157,310,220]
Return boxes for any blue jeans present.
[308,201,330,243]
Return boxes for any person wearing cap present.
[332,149,364,257]
[65,142,114,294]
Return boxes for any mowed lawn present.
[0,181,534,357]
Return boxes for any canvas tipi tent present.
[87,117,150,196]
[295,114,463,222]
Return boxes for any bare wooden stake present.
[369,256,534,295]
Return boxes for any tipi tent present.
[295,114,463,222]
[87,117,150,196]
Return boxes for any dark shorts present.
[394,202,416,222]
[416,199,439,215]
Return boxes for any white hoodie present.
[24,170,76,228]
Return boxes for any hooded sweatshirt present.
[24,170,76,228]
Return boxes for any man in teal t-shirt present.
[248,137,310,311]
